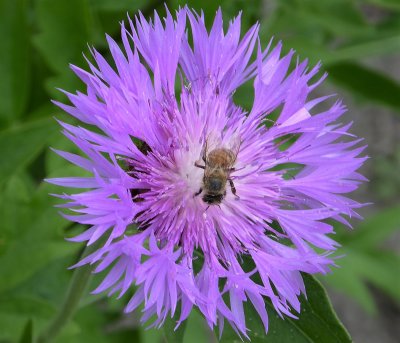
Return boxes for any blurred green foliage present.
[0,0,399,342]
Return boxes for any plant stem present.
[37,246,94,343]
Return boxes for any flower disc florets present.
[49,7,366,338]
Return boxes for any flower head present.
[49,7,366,338]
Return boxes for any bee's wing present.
[203,131,223,160]
[226,133,242,164]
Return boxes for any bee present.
[194,133,241,205]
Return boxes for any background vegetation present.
[0,0,399,342]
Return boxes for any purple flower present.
[49,7,366,338]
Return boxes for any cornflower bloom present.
[49,7,366,338]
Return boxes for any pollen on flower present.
[49,6,366,339]
[174,145,204,196]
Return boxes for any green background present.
[1,0,399,342]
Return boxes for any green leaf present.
[343,205,400,249]
[0,118,56,186]
[324,262,377,314]
[0,0,31,127]
[0,176,76,293]
[327,62,400,112]
[89,0,148,11]
[33,0,96,98]
[0,255,88,343]
[325,35,400,64]
[37,246,96,343]
[0,231,72,294]
[275,0,370,39]
[163,312,187,343]
[172,0,236,29]
[88,0,154,41]
[172,0,262,31]
[13,255,77,307]
[0,293,81,343]
[183,310,215,343]
[0,296,54,342]
[261,0,400,66]
[221,274,351,343]
[324,249,400,314]
[18,319,34,343]
[45,121,93,177]
[172,0,219,16]
[56,304,140,343]
[261,34,400,69]
[358,252,400,303]
[141,327,164,343]
[323,206,400,313]
[0,174,34,253]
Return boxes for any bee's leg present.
[194,161,205,169]
[194,188,203,197]
[228,166,245,173]
[228,179,240,199]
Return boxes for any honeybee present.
[194,133,241,205]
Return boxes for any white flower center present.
[174,145,204,195]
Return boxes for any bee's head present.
[202,193,224,205]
